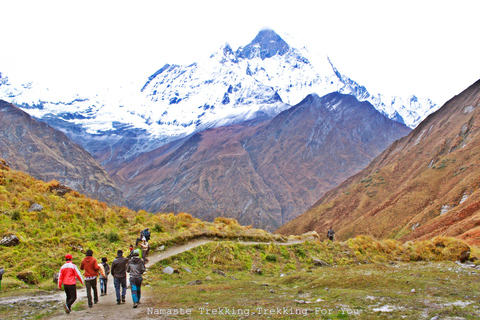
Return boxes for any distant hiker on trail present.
[136,228,151,246]
[99,257,110,296]
[140,238,150,264]
[80,249,103,308]
[58,254,84,314]
[127,244,134,259]
[127,249,146,308]
[0,267,4,292]
[111,249,129,305]
[327,227,335,241]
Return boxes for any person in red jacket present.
[80,249,101,308]
[58,254,84,314]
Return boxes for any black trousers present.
[85,278,98,306]
[64,284,77,309]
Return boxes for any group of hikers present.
[57,228,151,314]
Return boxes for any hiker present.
[0,266,4,292]
[58,254,84,314]
[140,238,150,265]
[127,244,134,260]
[327,227,335,241]
[99,257,110,296]
[127,249,146,308]
[111,249,129,304]
[141,228,151,242]
[80,249,103,308]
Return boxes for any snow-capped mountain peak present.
[0,29,438,166]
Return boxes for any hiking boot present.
[122,296,126,303]
[133,302,138,308]
[117,300,121,305]
[63,304,70,314]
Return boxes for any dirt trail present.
[3,238,306,319]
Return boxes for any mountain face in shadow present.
[0,100,124,205]
[277,80,480,245]
[113,92,410,231]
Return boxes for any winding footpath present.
[2,238,306,319]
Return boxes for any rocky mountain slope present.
[0,30,437,170]
[277,80,480,245]
[0,100,124,205]
[113,92,410,231]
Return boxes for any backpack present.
[102,262,110,276]
[143,229,151,241]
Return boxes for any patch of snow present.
[441,205,452,215]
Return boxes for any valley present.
[0,24,479,320]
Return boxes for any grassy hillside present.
[0,159,281,290]
[1,157,479,320]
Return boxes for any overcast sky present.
[1,0,479,105]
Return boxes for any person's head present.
[86,249,93,257]
[330,226,333,229]
[101,257,107,263]
[117,250,124,257]
[133,249,140,256]
[65,254,72,261]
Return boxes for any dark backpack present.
[143,229,151,241]
[102,262,110,276]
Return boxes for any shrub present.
[107,231,120,243]
[153,223,164,233]
[266,254,278,262]
[11,210,21,221]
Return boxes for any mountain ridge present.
[276,79,480,244]
[113,92,410,230]
[0,99,124,205]
[0,30,437,170]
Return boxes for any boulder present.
[212,269,226,277]
[53,272,59,284]
[459,250,471,263]
[313,259,328,267]
[28,203,43,212]
[163,266,174,274]
[188,280,203,286]
[0,234,20,247]
[251,265,263,275]
[17,270,39,285]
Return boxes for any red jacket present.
[58,261,83,289]
[80,256,100,279]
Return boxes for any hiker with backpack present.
[127,249,146,308]
[0,267,4,292]
[140,237,150,265]
[327,227,335,241]
[99,257,110,296]
[58,254,84,314]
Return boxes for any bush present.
[266,254,278,262]
[11,210,21,221]
[153,223,164,233]
[107,231,120,243]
